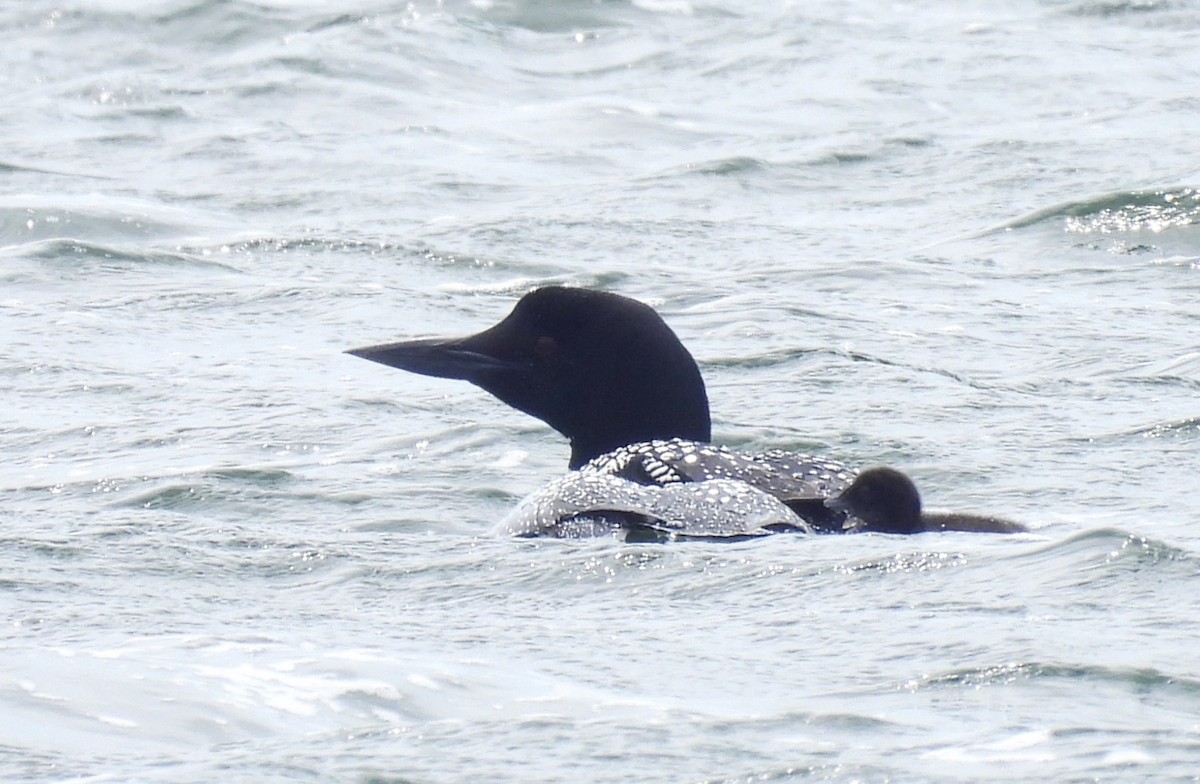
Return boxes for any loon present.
[348,287,1022,538]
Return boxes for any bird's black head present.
[348,287,711,469]
[826,466,923,534]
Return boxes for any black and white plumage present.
[494,471,810,540]
[348,287,1024,538]
[583,438,857,503]
[495,438,861,539]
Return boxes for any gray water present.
[4,0,1200,781]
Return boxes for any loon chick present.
[826,467,1027,534]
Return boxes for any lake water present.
[3,1,1200,781]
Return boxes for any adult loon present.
[348,287,1023,538]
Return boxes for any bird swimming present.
[826,467,1026,535]
[348,286,1024,538]
[495,455,1025,540]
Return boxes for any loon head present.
[825,466,923,534]
[348,286,711,469]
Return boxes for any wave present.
[2,237,241,274]
[0,159,113,179]
[1013,526,1196,573]
[1063,0,1181,20]
[1074,415,1200,443]
[0,195,233,245]
[1000,187,1200,235]
[908,659,1200,695]
[113,467,298,511]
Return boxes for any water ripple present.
[1003,187,1200,235]
[908,660,1200,695]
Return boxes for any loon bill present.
[349,287,1025,538]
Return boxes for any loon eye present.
[535,335,558,359]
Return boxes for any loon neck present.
[567,414,709,470]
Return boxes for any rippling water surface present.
[4,1,1200,781]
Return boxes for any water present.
[4,0,1200,781]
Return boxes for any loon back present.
[495,437,861,539]
[348,287,711,469]
[585,438,858,530]
[494,471,811,540]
